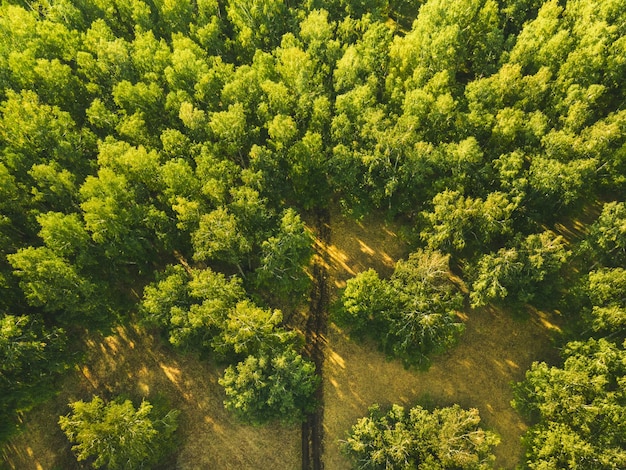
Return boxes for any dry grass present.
[2,324,300,470]
[320,210,561,470]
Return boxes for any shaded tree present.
[0,314,67,439]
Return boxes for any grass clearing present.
[2,324,300,469]
[320,211,561,470]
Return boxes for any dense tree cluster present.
[0,0,625,466]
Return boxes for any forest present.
[0,0,625,468]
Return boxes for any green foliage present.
[341,403,499,469]
[254,208,313,306]
[420,190,517,254]
[192,207,251,272]
[140,264,192,327]
[0,314,67,439]
[7,247,98,319]
[2,0,626,461]
[470,231,570,308]
[583,201,626,267]
[213,300,300,357]
[512,339,626,469]
[219,348,319,424]
[337,250,464,367]
[585,268,626,334]
[140,265,245,350]
[59,395,179,469]
[335,268,395,338]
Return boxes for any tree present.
[384,250,464,366]
[192,206,252,275]
[7,246,98,319]
[585,268,626,334]
[470,230,569,308]
[36,212,91,262]
[583,201,626,267]
[334,268,395,339]
[140,264,191,327]
[336,250,464,367]
[254,208,313,307]
[226,0,293,57]
[387,0,503,93]
[213,300,300,357]
[59,395,179,470]
[420,190,517,255]
[140,265,245,351]
[0,314,67,439]
[219,348,319,424]
[341,403,499,469]
[512,338,626,469]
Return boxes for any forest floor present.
[1,209,562,470]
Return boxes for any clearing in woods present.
[319,210,561,469]
[1,324,301,470]
[1,210,560,469]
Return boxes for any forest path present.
[302,208,331,470]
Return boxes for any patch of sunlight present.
[103,335,120,353]
[505,359,519,369]
[535,310,562,332]
[160,363,182,385]
[327,349,346,369]
[81,365,98,388]
[379,251,395,268]
[456,311,470,321]
[357,239,375,256]
[325,244,356,276]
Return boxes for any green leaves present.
[421,190,517,254]
[342,403,499,469]
[255,208,313,306]
[219,348,318,425]
[337,250,463,367]
[512,339,626,469]
[59,395,179,470]
[0,314,67,439]
[470,230,569,308]
[8,247,95,317]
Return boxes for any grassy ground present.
[320,211,561,470]
[2,209,560,469]
[1,324,300,469]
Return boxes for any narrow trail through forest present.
[302,209,331,470]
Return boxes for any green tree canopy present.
[341,403,499,469]
[512,338,626,469]
[59,395,179,470]
[337,249,463,367]
[219,348,319,424]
